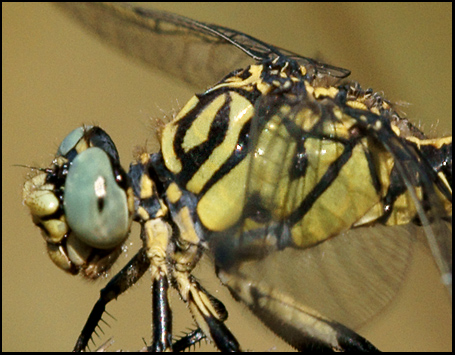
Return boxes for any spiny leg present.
[172,328,207,352]
[172,250,241,352]
[217,268,379,352]
[73,247,150,351]
[186,277,241,351]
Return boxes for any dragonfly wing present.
[210,87,451,333]
[56,3,254,90]
[56,3,351,91]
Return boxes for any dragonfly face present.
[18,3,452,352]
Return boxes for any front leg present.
[73,248,150,351]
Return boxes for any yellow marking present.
[386,190,419,226]
[161,122,182,173]
[163,62,301,176]
[56,156,68,167]
[161,96,201,174]
[126,187,135,218]
[290,143,381,247]
[438,171,452,194]
[166,182,182,204]
[213,65,261,89]
[333,107,343,120]
[140,174,153,199]
[379,101,391,111]
[314,86,338,99]
[197,159,249,231]
[136,206,150,221]
[391,123,402,136]
[187,93,253,194]
[182,94,226,152]
[371,107,380,115]
[323,116,347,138]
[346,100,368,111]
[305,81,315,96]
[211,65,272,95]
[157,199,169,218]
[139,152,150,165]
[174,206,200,244]
[256,137,346,220]
[369,141,394,195]
[353,202,385,226]
[173,95,200,123]
[75,137,89,153]
[405,135,452,149]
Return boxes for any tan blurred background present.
[3,2,452,352]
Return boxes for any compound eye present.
[57,126,92,157]
[64,147,131,249]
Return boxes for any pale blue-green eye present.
[57,126,93,156]
[64,147,130,249]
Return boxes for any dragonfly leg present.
[217,268,379,352]
[144,218,173,351]
[73,247,150,351]
[171,241,242,351]
[171,328,207,352]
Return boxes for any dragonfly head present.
[23,126,134,279]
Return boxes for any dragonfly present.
[22,2,452,352]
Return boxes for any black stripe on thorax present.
[173,87,260,187]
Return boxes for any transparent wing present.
[341,103,452,298]
[362,114,452,297]
[56,3,350,91]
[210,91,452,330]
